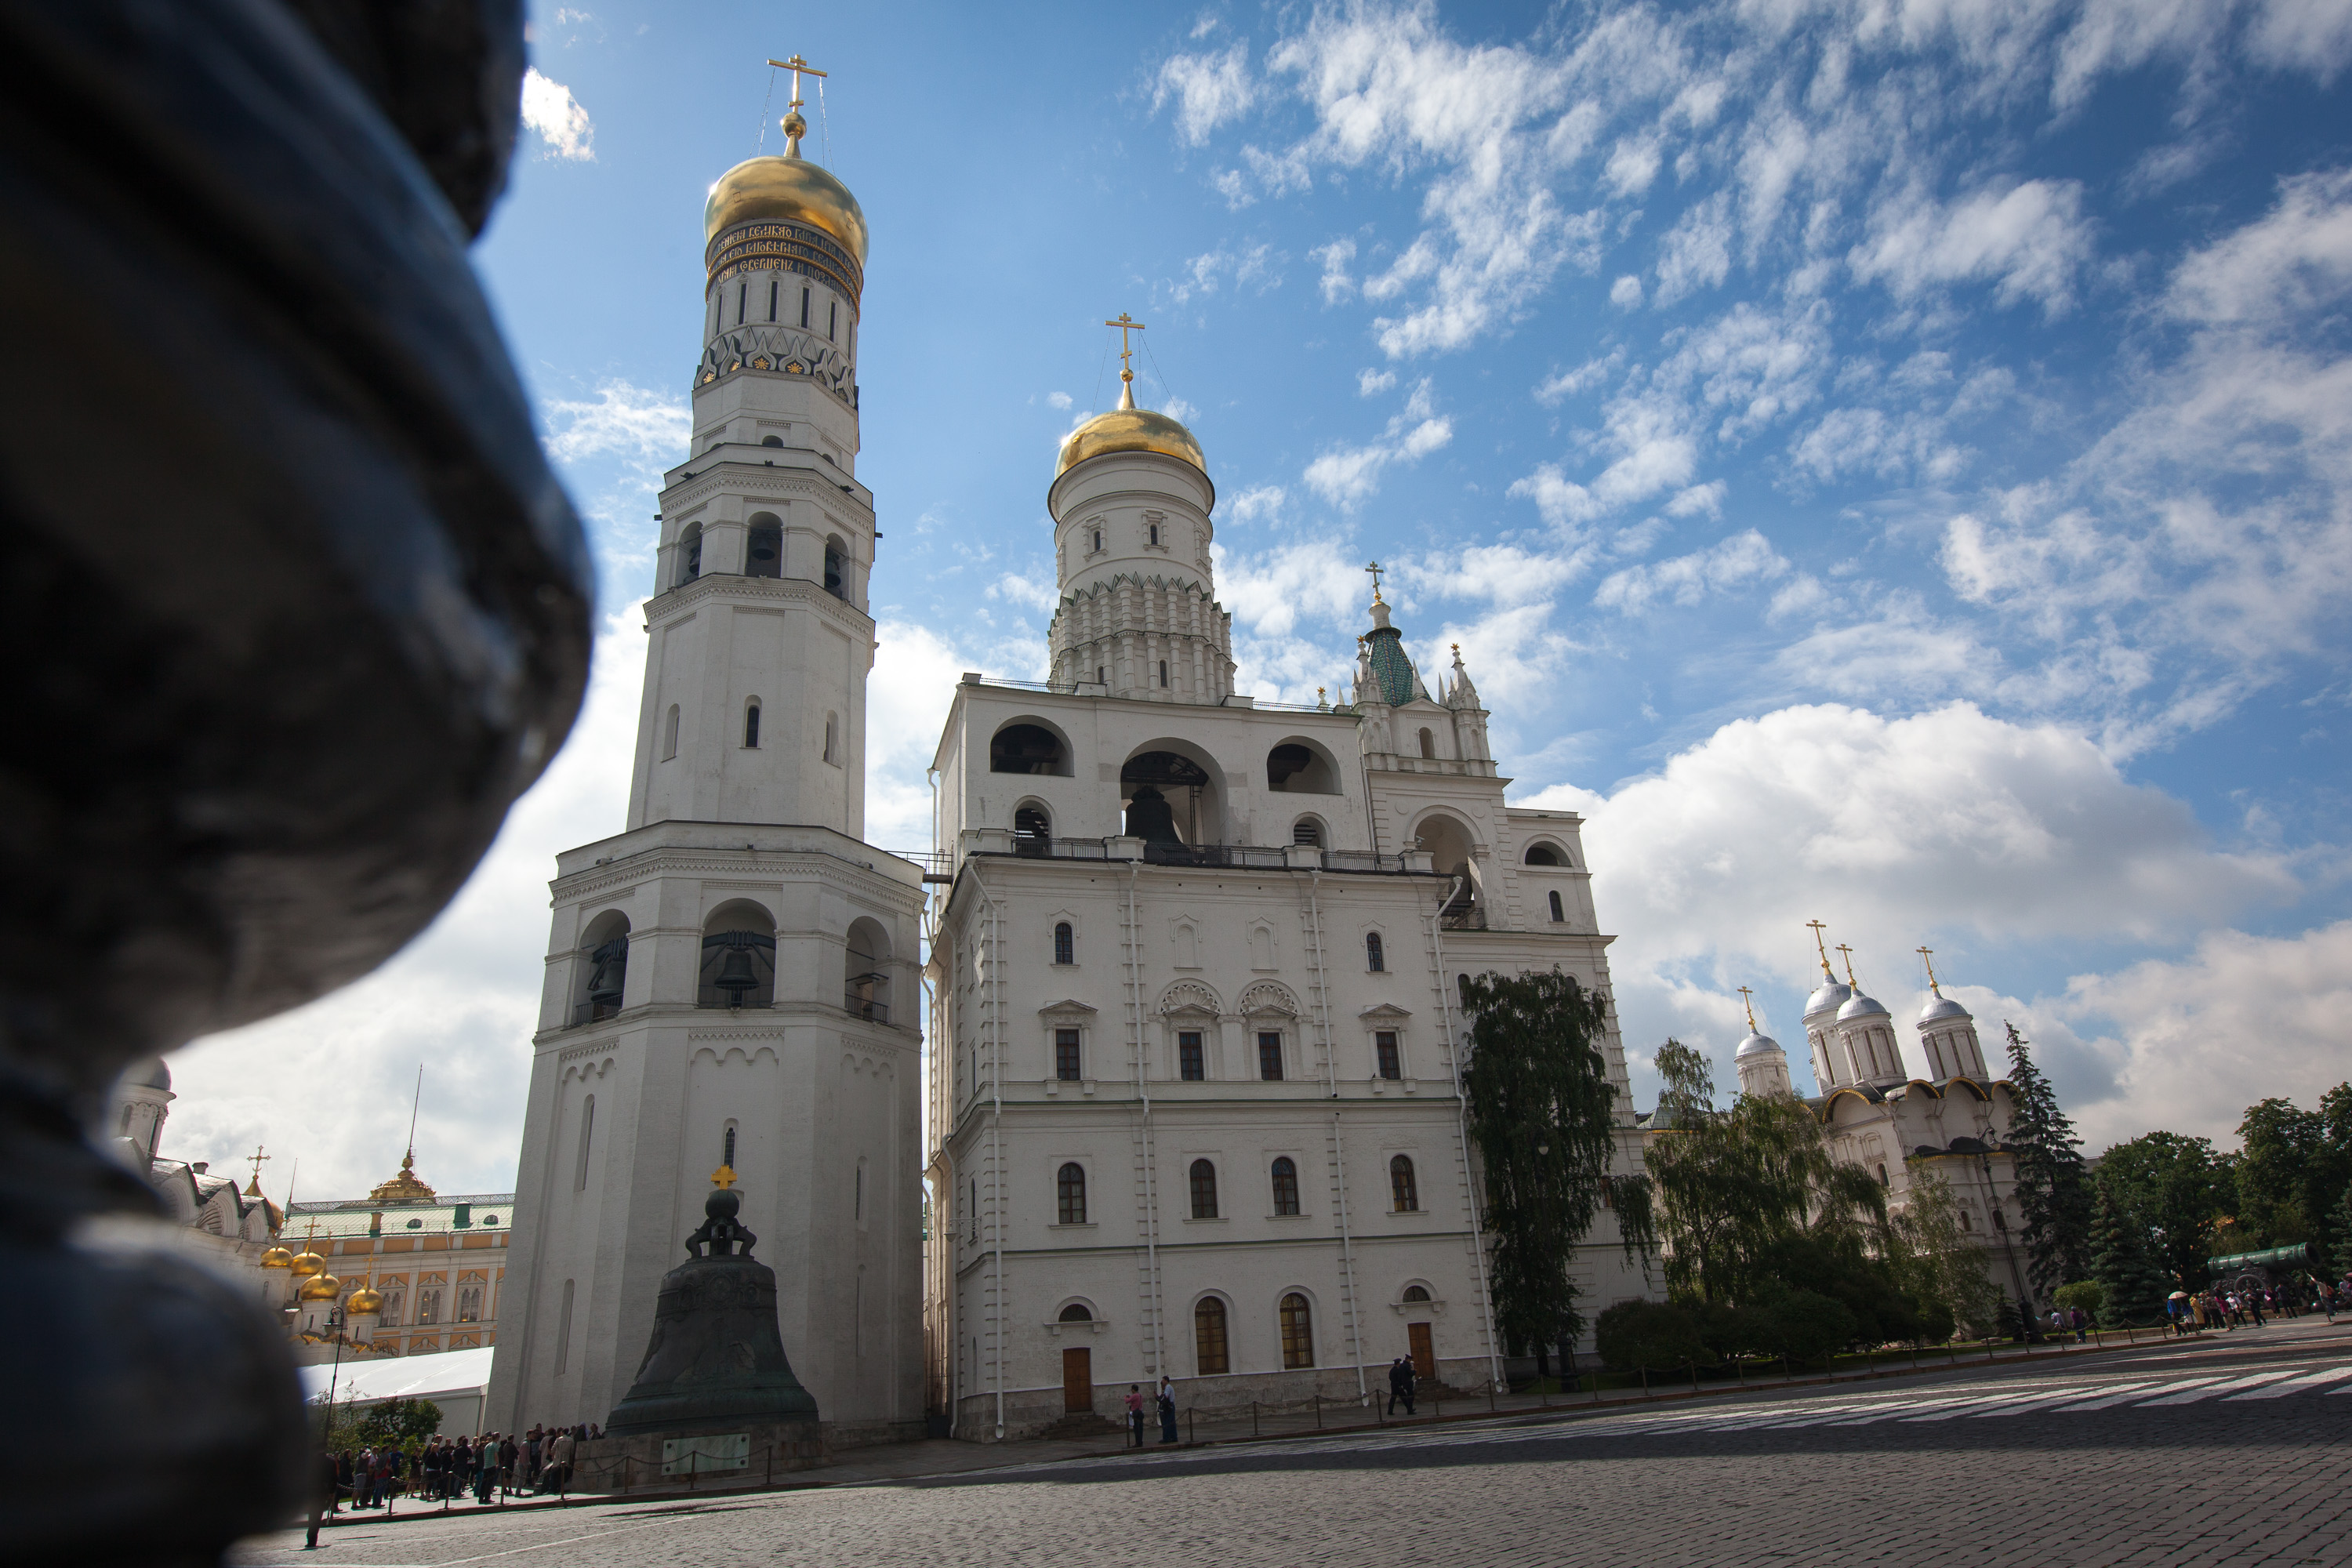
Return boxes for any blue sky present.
[169,1,2352,1201]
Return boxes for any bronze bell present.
[714,944,758,1002]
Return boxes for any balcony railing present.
[846,993,890,1025]
[971,837,1424,874]
[571,999,622,1027]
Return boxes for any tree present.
[2088,1172,2172,1325]
[2334,1181,2352,1282]
[2002,1023,2093,1301]
[354,1398,442,1452]
[2097,1131,2229,1288]
[2053,1280,2103,1319]
[1595,1299,1711,1374]
[1643,1042,1826,1305]
[1459,968,1639,1377]
[1888,1169,2001,1338]
[2236,1085,2352,1267]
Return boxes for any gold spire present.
[368,1149,437,1206]
[1806,919,1834,979]
[1365,561,1386,604]
[1104,313,1145,409]
[244,1143,270,1198]
[1835,943,1858,987]
[1737,985,1758,1032]
[767,54,828,158]
[1054,316,1207,481]
[1918,946,1942,995]
[711,1163,739,1189]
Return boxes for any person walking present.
[548,1426,574,1494]
[1157,1377,1178,1444]
[1123,1384,1145,1447]
[1385,1358,1408,1417]
[303,1450,336,1551]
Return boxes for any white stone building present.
[921,370,1652,1440]
[484,129,924,1446]
[104,1058,284,1285]
[1730,949,2034,1308]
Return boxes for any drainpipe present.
[1128,859,1163,1380]
[1433,894,1504,1393]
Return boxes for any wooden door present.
[1062,1346,1093,1413]
[1408,1322,1436,1381]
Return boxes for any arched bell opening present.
[675,522,703,588]
[846,916,891,1024]
[699,900,776,1009]
[1013,801,1053,855]
[1265,738,1341,794]
[1414,811,1483,930]
[989,720,1070,776]
[575,909,631,1025]
[745,511,782,579]
[823,533,848,600]
[1120,742,1223,855]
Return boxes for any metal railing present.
[570,1000,622,1027]
[845,993,889,1025]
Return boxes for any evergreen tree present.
[2334,1181,2352,1283]
[1459,969,1635,1374]
[2003,1022,2093,1300]
[2100,1130,2227,1287]
[2088,1174,2169,1327]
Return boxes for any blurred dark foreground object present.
[0,1,590,1562]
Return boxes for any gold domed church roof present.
[368,1148,437,1206]
[702,60,866,312]
[1055,314,1209,485]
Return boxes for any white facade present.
[485,144,924,1446]
[924,413,1650,1440]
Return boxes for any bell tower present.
[488,65,924,1450]
[627,60,875,836]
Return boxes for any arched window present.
[1054,1028,1081,1081]
[1195,1297,1229,1375]
[1877,1163,1889,1186]
[1258,1031,1284,1081]
[1058,1301,1092,1323]
[1158,659,1169,687]
[1149,522,1160,546]
[829,299,838,340]
[990,724,1067,775]
[1375,1031,1401,1080]
[761,434,782,448]
[1178,1031,1205,1080]
[823,539,846,598]
[746,518,782,576]
[1390,1155,1420,1212]
[1053,922,1074,965]
[676,523,702,587]
[1417,728,1435,759]
[1291,818,1322,847]
[1279,1293,1315,1368]
[1057,1163,1087,1225]
[1548,891,1565,922]
[1524,843,1563,866]
[579,910,630,1022]
[743,700,761,748]
[1091,528,1102,553]
[722,1125,736,1169]
[1015,805,1052,853]
[800,285,811,328]
[1189,1160,1218,1219]
[1271,1156,1300,1216]
[573,1095,595,1190]
[1366,932,1385,971]
[662,704,681,760]
[1402,1284,1431,1303]
[700,902,779,1009]
[823,712,839,765]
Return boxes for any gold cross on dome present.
[1104,312,1146,384]
[711,1163,739,1189]
[1835,943,1858,986]
[1805,919,1832,977]
[1365,561,1385,603]
[1737,985,1757,1032]
[245,1143,270,1195]
[766,54,828,112]
[1918,946,1942,994]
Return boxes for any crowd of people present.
[321,1422,605,1516]
[2164,1273,2349,1336]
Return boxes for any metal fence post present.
[1639,1365,1650,1399]
[1251,1400,1259,1438]
[1314,1394,1322,1430]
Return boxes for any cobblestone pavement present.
[235,1328,2352,1567]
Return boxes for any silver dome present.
[1735,1030,1784,1061]
[1803,980,1850,1018]
[1836,991,1889,1022]
[132,1056,172,1091]
[1918,993,1970,1025]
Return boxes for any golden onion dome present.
[298,1272,342,1301]
[260,1247,294,1270]
[290,1250,325,1279]
[346,1284,383,1314]
[705,153,868,266]
[1054,380,1209,484]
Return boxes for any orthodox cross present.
[1365,561,1386,603]
[1918,946,1942,994]
[1104,312,1146,390]
[245,1143,270,1195]
[1805,919,1832,977]
[1737,985,1757,1032]
[1835,943,1858,986]
[766,54,827,114]
[711,1163,739,1189]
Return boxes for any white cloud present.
[1047,390,1073,410]
[1302,379,1453,506]
[1610,273,1645,309]
[1358,368,1397,396]
[1397,542,1588,607]
[541,379,688,470]
[1593,528,1787,612]
[1535,354,1621,405]
[1217,535,1367,637]
[1849,179,2094,316]
[987,572,1058,613]
[1224,484,1288,524]
[1171,243,1281,303]
[1154,42,1258,147]
[521,67,595,161]
[1313,238,1358,303]
[1653,190,1733,307]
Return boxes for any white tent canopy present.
[303,1347,495,1435]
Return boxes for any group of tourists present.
[2165,1274,2351,1335]
[321,1423,604,1515]
[1122,1377,1180,1446]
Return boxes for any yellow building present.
[275,1151,512,1356]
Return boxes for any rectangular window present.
[737,281,746,325]
[1178,1031,1205,1081]
[1258,1032,1284,1081]
[829,300,837,340]
[768,278,778,321]
[800,287,811,328]
[1055,1028,1081,1081]
[1376,1031,1402,1080]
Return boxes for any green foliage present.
[354,1399,442,1451]
[2002,1024,2095,1301]
[2337,1182,2352,1282]
[1595,1299,1713,1373]
[2235,1086,2352,1270]
[1888,1171,2001,1338]
[2098,1131,2230,1287]
[2087,1173,2172,1326]
[1459,968,1630,1357]
[2052,1280,2104,1318]
[1643,1044,1827,1305]
[1758,1289,1860,1365]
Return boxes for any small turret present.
[1733,986,1793,1098]
[1913,948,1988,1079]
